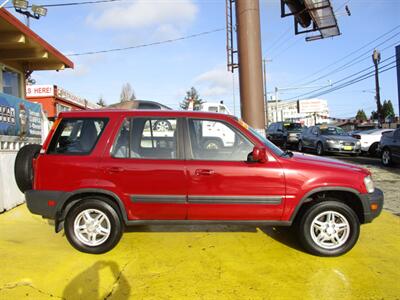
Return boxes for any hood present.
[322,135,357,142]
[290,153,369,175]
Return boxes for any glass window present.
[188,119,253,161]
[2,68,21,98]
[320,126,345,136]
[48,118,108,154]
[112,118,178,159]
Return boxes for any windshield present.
[283,123,303,131]
[248,127,284,156]
[320,127,346,136]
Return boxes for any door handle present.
[107,167,125,173]
[195,169,215,176]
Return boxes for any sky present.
[6,0,400,118]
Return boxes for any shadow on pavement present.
[63,261,130,300]
[259,226,306,253]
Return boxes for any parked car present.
[15,110,383,256]
[298,125,361,156]
[378,127,400,166]
[352,128,394,156]
[266,122,305,149]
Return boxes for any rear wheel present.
[64,198,123,254]
[14,144,42,193]
[297,200,360,256]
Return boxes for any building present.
[26,84,99,120]
[0,8,73,213]
[267,98,329,127]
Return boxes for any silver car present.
[298,125,361,156]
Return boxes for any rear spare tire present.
[14,144,42,193]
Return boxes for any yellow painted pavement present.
[0,204,399,299]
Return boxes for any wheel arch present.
[291,187,366,225]
[56,188,128,232]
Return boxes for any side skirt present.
[125,220,292,226]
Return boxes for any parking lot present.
[0,153,399,300]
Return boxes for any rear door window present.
[48,118,108,154]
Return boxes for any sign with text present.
[26,85,54,98]
[0,92,42,138]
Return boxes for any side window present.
[112,118,178,159]
[188,119,253,161]
[394,128,400,138]
[48,118,108,154]
[277,123,283,132]
[267,124,276,133]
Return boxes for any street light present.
[12,0,47,27]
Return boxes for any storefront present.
[0,7,73,212]
[26,84,99,120]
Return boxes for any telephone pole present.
[235,0,265,134]
[372,49,382,125]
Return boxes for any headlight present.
[326,139,337,143]
[356,141,361,146]
[364,175,375,193]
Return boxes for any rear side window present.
[48,118,108,154]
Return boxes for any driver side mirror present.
[251,146,268,163]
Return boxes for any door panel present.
[185,118,285,221]
[100,117,187,220]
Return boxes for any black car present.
[298,125,361,156]
[379,127,400,166]
[266,122,305,149]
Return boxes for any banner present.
[0,92,42,138]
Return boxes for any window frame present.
[184,117,255,162]
[47,117,109,156]
[110,116,184,160]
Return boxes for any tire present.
[316,142,324,156]
[64,198,123,254]
[381,147,392,167]
[297,200,360,256]
[14,144,42,193]
[298,140,303,152]
[153,120,172,132]
[203,139,223,150]
[368,142,379,157]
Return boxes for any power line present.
[287,24,400,86]
[67,28,224,56]
[5,0,128,8]
[292,60,397,100]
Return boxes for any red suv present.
[15,110,383,256]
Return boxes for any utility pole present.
[235,0,265,134]
[372,49,383,125]
[263,59,272,127]
[396,45,400,117]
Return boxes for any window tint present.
[48,118,107,154]
[188,119,253,161]
[138,103,161,110]
[112,118,178,159]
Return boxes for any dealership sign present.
[298,99,328,114]
[0,92,42,138]
[26,85,54,98]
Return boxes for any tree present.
[97,96,106,107]
[381,100,395,119]
[370,110,378,120]
[180,87,204,110]
[355,109,367,121]
[120,83,136,103]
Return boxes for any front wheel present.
[64,198,123,254]
[316,142,324,156]
[297,201,360,256]
[381,148,392,166]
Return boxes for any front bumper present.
[360,188,384,223]
[324,142,361,154]
[25,190,67,219]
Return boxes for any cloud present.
[87,0,198,32]
[194,66,236,97]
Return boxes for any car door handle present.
[106,167,125,173]
[195,169,215,176]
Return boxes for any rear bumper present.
[25,190,67,219]
[360,188,384,223]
